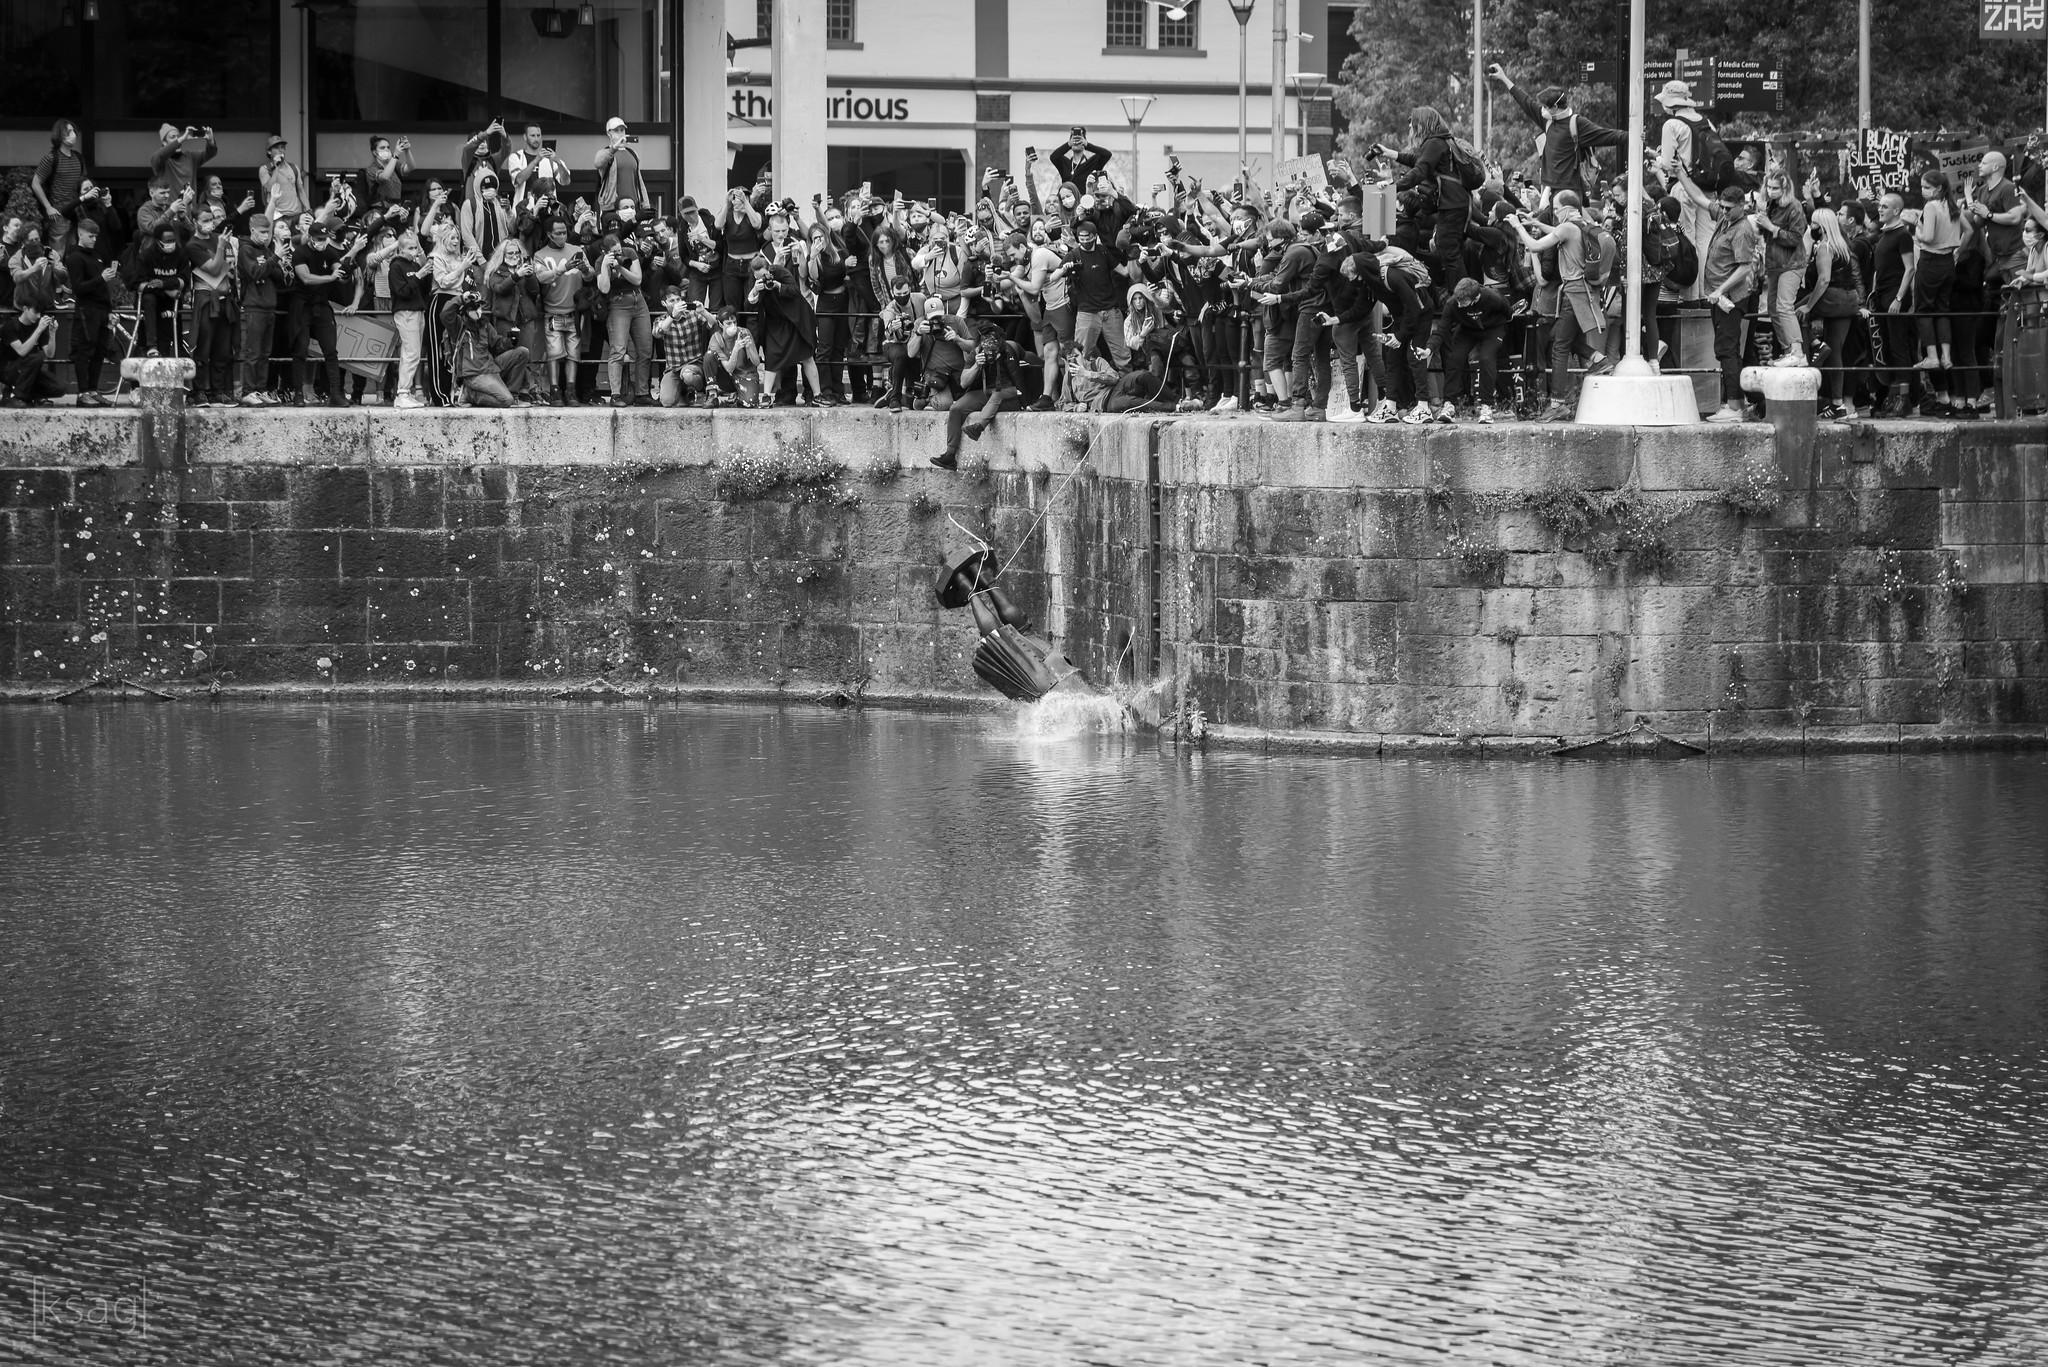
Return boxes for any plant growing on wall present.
[716,434,850,504]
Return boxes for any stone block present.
[0,470,73,507]
[1,567,78,624]
[0,508,57,566]
[1876,424,1954,489]
[1424,423,1635,492]
[1527,586,1627,638]
[288,466,372,527]
[367,409,515,467]
[0,410,139,467]
[340,529,461,579]
[364,579,472,643]
[1947,444,2029,502]
[1940,500,2028,548]
[371,468,449,528]
[192,408,368,466]
[250,529,344,580]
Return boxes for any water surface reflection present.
[2,705,2045,1364]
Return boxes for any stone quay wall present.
[0,407,2042,748]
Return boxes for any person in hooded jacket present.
[1387,106,1474,287]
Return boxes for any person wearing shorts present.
[533,217,588,403]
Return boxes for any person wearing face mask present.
[462,173,514,257]
[596,117,649,216]
[1754,171,1811,367]
[1511,190,1612,421]
[704,306,764,405]
[874,277,920,411]
[1487,67,1624,199]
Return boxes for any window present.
[827,0,856,44]
[314,0,667,130]
[0,0,81,121]
[1158,0,1198,48]
[95,0,277,125]
[758,0,773,40]
[1105,0,1145,49]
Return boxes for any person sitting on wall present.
[930,322,1025,469]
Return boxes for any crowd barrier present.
[4,294,2042,415]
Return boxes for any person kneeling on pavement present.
[931,323,1025,469]
[445,290,539,407]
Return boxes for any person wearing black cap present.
[1050,127,1113,190]
[1486,63,1624,199]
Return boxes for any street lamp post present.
[1271,0,1286,173]
[1292,71,1325,159]
[1119,94,1155,195]
[1229,0,1255,176]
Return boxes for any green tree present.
[1336,0,2047,160]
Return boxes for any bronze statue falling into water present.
[933,545,1094,704]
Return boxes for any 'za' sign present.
[1979,0,2047,38]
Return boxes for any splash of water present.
[1012,688,1140,739]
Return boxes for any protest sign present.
[335,312,399,383]
[1274,154,1329,194]
[1979,0,2047,39]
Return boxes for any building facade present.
[1,0,1352,212]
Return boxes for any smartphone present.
[861,181,872,198]
[1025,146,1038,159]
[624,134,640,144]
[543,140,558,151]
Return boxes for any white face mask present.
[619,208,636,223]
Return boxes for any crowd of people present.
[5,90,2048,457]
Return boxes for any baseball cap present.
[1070,125,1087,137]
[605,116,627,133]
[267,134,288,149]
[923,296,945,318]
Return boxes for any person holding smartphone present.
[149,121,217,200]
[0,297,65,407]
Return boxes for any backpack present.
[1447,137,1486,192]
[1580,222,1614,287]
[1687,116,1737,193]
[1667,232,1700,289]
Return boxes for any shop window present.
[314,0,667,130]
[503,1,665,128]
[94,0,276,126]
[0,1,82,121]
[313,2,490,127]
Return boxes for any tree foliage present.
[1336,0,2048,165]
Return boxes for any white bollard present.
[120,356,197,471]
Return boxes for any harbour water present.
[3,704,2046,1365]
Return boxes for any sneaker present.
[1705,403,1743,424]
[392,393,426,410]
[1327,404,1365,424]
[1399,402,1432,425]
[1030,395,1056,411]
[1952,403,1980,422]
[1365,399,1399,424]
[1878,394,1910,420]
[930,451,958,470]
[1818,402,1849,421]
[1586,353,1616,377]
[1742,404,1765,422]
[1476,404,1495,425]
[239,391,267,407]
[1770,351,1809,368]
[1435,401,1457,424]
[1212,396,1239,413]
[1174,396,1204,413]
[1537,400,1573,422]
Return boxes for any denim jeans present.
[605,291,652,400]
[1074,307,1128,368]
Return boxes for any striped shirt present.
[33,148,84,216]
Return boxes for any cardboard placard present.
[335,311,399,382]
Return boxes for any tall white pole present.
[1858,0,1871,131]
[1616,0,1651,375]
[1471,0,1484,146]
[1130,118,1141,193]
[1237,15,1249,175]
[1271,0,1286,168]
